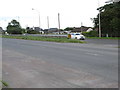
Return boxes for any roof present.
[34,27,42,31]
[71,26,92,32]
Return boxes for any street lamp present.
[32,8,41,30]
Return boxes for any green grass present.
[0,34,2,38]
[1,80,8,87]
[87,37,120,39]
[2,35,85,43]
[118,46,120,48]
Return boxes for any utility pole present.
[38,13,41,30]
[32,8,41,30]
[58,13,60,34]
[98,10,101,37]
[47,16,49,29]
[98,0,101,37]
[81,22,83,33]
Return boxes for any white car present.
[70,33,85,40]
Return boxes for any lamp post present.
[32,8,41,30]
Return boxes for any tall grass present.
[2,35,85,43]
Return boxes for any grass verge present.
[1,80,8,87]
[2,35,86,43]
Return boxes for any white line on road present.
[85,53,100,56]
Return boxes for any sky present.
[0,0,107,30]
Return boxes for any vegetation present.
[26,27,40,34]
[27,30,40,34]
[2,35,85,43]
[93,1,120,37]
[64,27,73,31]
[82,31,98,37]
[6,19,25,34]
[0,80,8,88]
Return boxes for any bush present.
[82,31,98,37]
[27,30,40,34]
[6,28,24,34]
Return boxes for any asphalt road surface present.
[2,38,118,88]
[85,38,118,45]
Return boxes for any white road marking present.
[86,53,100,56]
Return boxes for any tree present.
[27,30,40,34]
[82,31,98,37]
[6,19,24,34]
[93,1,120,37]
[26,27,40,34]
[64,27,73,31]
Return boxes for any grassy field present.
[2,35,85,43]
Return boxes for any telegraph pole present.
[98,0,101,37]
[58,13,60,34]
[32,8,41,30]
[81,22,83,33]
[38,13,41,30]
[47,16,49,29]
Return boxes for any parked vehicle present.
[5,32,9,35]
[68,33,85,40]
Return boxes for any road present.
[2,38,118,88]
[85,38,118,45]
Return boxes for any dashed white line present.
[85,53,100,56]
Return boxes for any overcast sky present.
[0,0,107,29]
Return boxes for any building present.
[48,28,58,33]
[34,27,42,31]
[0,27,3,34]
[71,26,93,33]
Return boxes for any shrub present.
[82,31,98,37]
[27,30,40,34]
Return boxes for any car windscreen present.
[75,34,80,35]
